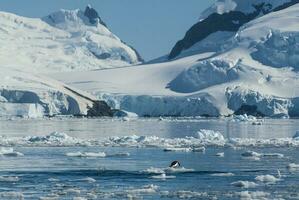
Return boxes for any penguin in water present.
[169,161,181,168]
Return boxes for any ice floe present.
[142,167,195,174]
[235,191,270,200]
[210,172,234,177]
[151,173,176,180]
[232,114,258,122]
[77,177,96,183]
[216,152,225,157]
[162,190,209,199]
[241,151,284,160]
[0,147,23,156]
[0,176,19,182]
[126,184,159,194]
[231,181,258,188]
[0,192,24,199]
[287,163,299,171]
[255,174,280,184]
[1,130,299,149]
[66,152,106,157]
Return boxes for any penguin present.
[169,161,181,168]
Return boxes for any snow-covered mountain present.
[53,3,299,118]
[168,0,299,60]
[0,5,143,73]
[0,6,132,117]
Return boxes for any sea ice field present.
[0,117,299,199]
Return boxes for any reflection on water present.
[0,118,298,139]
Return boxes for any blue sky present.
[0,0,214,61]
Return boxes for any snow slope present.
[0,67,113,117]
[0,6,142,73]
[53,4,299,117]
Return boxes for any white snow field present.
[53,4,299,117]
[0,6,142,73]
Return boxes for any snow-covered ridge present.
[168,0,298,60]
[0,5,143,73]
[199,0,295,20]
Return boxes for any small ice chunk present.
[0,192,24,199]
[192,147,206,152]
[196,129,225,142]
[0,148,23,157]
[142,167,165,174]
[48,178,59,182]
[163,147,192,152]
[66,152,106,157]
[255,174,280,183]
[287,163,299,170]
[293,131,299,139]
[231,181,258,188]
[241,151,261,157]
[233,114,257,122]
[78,177,96,183]
[165,167,195,173]
[262,153,284,158]
[64,188,81,194]
[126,184,159,194]
[211,173,234,177]
[0,176,19,182]
[235,191,270,199]
[216,152,224,157]
[151,173,176,179]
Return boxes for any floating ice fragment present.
[293,131,299,139]
[231,181,258,188]
[0,176,19,182]
[235,191,270,199]
[196,129,225,142]
[255,174,280,183]
[0,147,23,157]
[142,167,165,174]
[151,173,176,180]
[163,147,192,152]
[211,173,234,177]
[66,152,106,157]
[241,151,284,160]
[287,163,299,170]
[78,177,96,183]
[126,184,159,194]
[216,152,224,157]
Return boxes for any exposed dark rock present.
[87,100,114,117]
[92,52,111,60]
[84,5,107,27]
[168,1,299,60]
[234,105,265,117]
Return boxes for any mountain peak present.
[84,5,107,27]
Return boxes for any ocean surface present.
[0,117,298,200]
